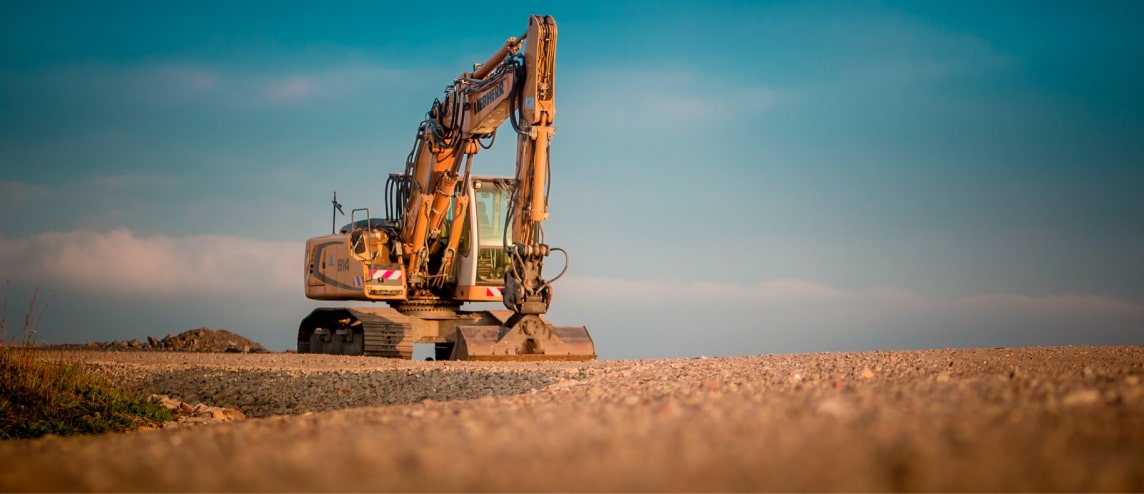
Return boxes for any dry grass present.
[0,283,173,439]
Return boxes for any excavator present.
[298,15,595,361]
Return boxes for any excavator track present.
[298,306,594,360]
[298,307,413,358]
[354,308,415,358]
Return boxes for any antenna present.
[331,191,344,234]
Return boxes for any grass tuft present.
[1,282,174,440]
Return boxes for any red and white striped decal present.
[370,269,403,281]
[485,287,503,297]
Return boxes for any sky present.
[1,1,1142,359]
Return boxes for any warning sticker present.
[370,269,403,282]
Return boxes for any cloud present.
[264,77,319,104]
[0,229,299,297]
[0,229,314,349]
[252,65,409,106]
[558,276,1142,320]
[807,10,1019,90]
[1,60,410,111]
[88,175,175,191]
[1,176,169,204]
[0,170,329,241]
[0,181,38,200]
[3,228,1141,357]
[548,276,1144,358]
[840,53,1017,89]
[561,66,779,130]
[145,64,219,95]
[0,177,181,236]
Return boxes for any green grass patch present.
[0,346,175,439]
[1,282,172,439]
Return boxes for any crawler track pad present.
[452,314,595,361]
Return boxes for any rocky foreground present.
[1,346,1142,491]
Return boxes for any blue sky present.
[2,1,1142,358]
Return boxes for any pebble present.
[146,394,246,426]
[1062,389,1101,407]
[816,397,853,418]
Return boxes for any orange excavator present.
[298,15,595,360]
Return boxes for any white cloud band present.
[0,229,299,297]
[2,229,1139,356]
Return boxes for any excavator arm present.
[399,14,562,314]
[504,15,559,316]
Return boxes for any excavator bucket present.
[452,314,595,361]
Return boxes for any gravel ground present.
[1,345,1142,491]
[83,352,588,417]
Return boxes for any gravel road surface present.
[1,346,1142,491]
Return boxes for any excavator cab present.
[453,177,515,299]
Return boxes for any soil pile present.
[57,328,269,353]
[150,328,269,353]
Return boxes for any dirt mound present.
[59,328,269,353]
[149,328,269,353]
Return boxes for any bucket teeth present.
[453,314,595,361]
